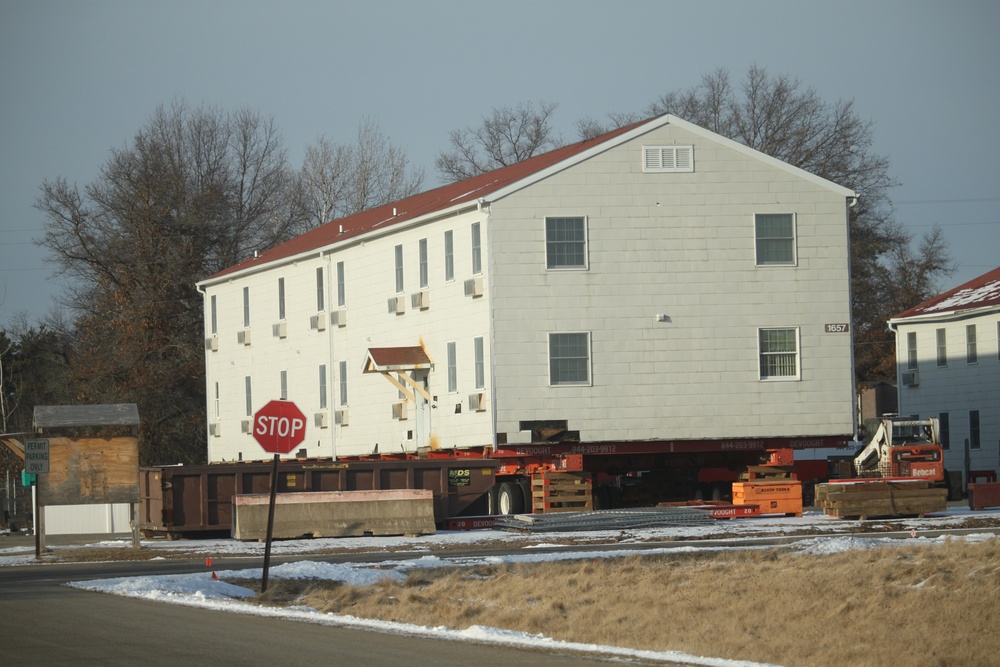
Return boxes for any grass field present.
[246,538,999,667]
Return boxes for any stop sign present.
[252,400,307,454]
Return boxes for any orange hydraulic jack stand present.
[732,480,803,517]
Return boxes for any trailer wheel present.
[486,484,500,515]
[498,482,524,515]
[517,480,533,514]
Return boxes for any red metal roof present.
[893,266,1000,319]
[204,119,651,281]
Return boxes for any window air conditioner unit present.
[310,313,327,331]
[314,411,329,429]
[330,309,347,327]
[902,371,919,387]
[464,276,483,297]
[334,409,349,426]
[240,419,252,433]
[237,329,251,346]
[388,296,405,314]
[272,322,287,339]
[391,401,407,420]
[410,291,430,310]
[468,392,486,412]
[209,422,221,437]
[205,335,219,352]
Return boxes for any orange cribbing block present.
[765,448,795,466]
[732,480,803,517]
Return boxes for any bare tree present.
[854,226,955,380]
[299,135,353,228]
[436,101,561,182]
[575,111,645,141]
[35,101,308,464]
[299,117,424,227]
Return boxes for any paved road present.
[1,557,659,666]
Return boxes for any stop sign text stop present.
[253,399,307,454]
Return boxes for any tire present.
[486,484,500,515]
[517,480,533,514]
[593,486,611,510]
[498,481,524,515]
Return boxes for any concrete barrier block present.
[232,489,436,540]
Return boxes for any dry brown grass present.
[245,539,1000,667]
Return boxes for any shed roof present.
[891,266,1000,320]
[363,346,433,373]
[34,404,141,429]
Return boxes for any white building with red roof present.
[889,267,1000,483]
[197,114,858,464]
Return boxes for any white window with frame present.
[474,336,485,390]
[279,370,288,400]
[447,342,458,393]
[242,287,250,327]
[277,277,285,321]
[244,376,253,416]
[338,360,348,406]
[936,328,947,367]
[754,213,797,266]
[213,382,220,419]
[545,217,588,270]
[444,230,454,281]
[316,267,325,312]
[210,295,218,335]
[394,244,404,294]
[758,328,800,380]
[966,324,977,364]
[906,331,918,370]
[419,238,429,288]
[319,365,328,410]
[336,261,346,308]
[471,223,482,275]
[548,332,591,386]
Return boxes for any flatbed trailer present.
[139,434,849,538]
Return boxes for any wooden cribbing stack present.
[815,480,947,520]
[531,471,592,513]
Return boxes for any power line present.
[895,197,1000,205]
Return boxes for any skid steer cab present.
[853,415,944,482]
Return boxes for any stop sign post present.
[253,399,307,454]
[252,399,307,592]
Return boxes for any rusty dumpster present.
[968,482,1000,511]
[139,459,496,538]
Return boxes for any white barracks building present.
[198,115,858,464]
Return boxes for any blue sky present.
[2,0,998,326]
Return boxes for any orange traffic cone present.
[211,571,218,581]
[206,557,213,567]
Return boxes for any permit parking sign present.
[25,438,50,474]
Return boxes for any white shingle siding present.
[205,212,493,463]
[893,313,999,476]
[490,124,853,441]
[202,118,855,463]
